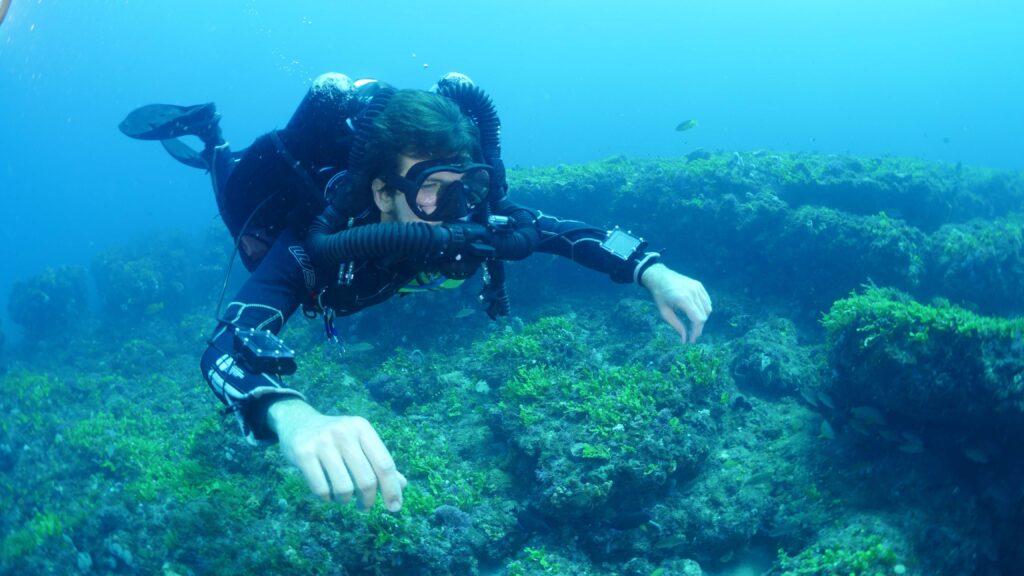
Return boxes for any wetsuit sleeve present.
[199,228,315,445]
[493,199,661,285]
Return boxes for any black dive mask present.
[382,158,493,222]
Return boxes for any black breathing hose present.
[307,207,444,263]
[435,82,507,203]
[305,205,539,266]
[436,83,501,159]
[344,86,394,187]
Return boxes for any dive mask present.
[382,158,493,222]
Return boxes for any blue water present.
[1,0,1022,338]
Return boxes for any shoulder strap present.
[269,129,320,197]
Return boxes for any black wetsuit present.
[199,208,661,443]
[198,75,662,443]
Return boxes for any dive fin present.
[160,138,209,170]
[119,102,219,141]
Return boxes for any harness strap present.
[269,129,321,196]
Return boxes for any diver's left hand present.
[640,263,712,343]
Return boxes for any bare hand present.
[268,399,407,512]
[640,263,712,343]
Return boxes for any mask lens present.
[415,178,443,212]
[461,167,491,204]
[398,161,493,221]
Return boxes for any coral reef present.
[6,266,88,341]
[2,152,1023,575]
[726,317,824,397]
[511,152,1024,317]
[90,233,192,320]
[773,514,909,576]
[822,287,1024,446]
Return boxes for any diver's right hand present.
[267,399,406,512]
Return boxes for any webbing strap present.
[269,130,320,196]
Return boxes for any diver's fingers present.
[294,452,332,502]
[682,293,710,343]
[658,302,688,343]
[336,419,379,511]
[699,285,713,316]
[683,279,712,319]
[359,425,404,513]
[689,316,706,343]
[318,447,355,504]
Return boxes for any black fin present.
[119,102,218,141]
[160,138,208,170]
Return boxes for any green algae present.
[3,152,1023,574]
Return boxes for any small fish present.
[799,387,819,408]
[963,447,989,464]
[516,507,553,533]
[654,534,687,550]
[898,441,924,454]
[745,470,774,486]
[847,418,871,437]
[609,509,653,530]
[902,431,923,444]
[877,427,899,442]
[454,307,475,319]
[819,419,835,440]
[345,342,375,353]
[850,406,886,427]
[816,390,835,410]
[676,119,698,132]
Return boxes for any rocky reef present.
[2,151,1022,575]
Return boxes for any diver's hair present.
[349,89,481,214]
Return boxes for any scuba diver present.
[120,72,712,514]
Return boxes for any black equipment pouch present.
[233,328,298,375]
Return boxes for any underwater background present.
[2,1,1024,575]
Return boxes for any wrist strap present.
[634,252,662,286]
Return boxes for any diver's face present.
[373,156,426,224]
[372,154,465,224]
